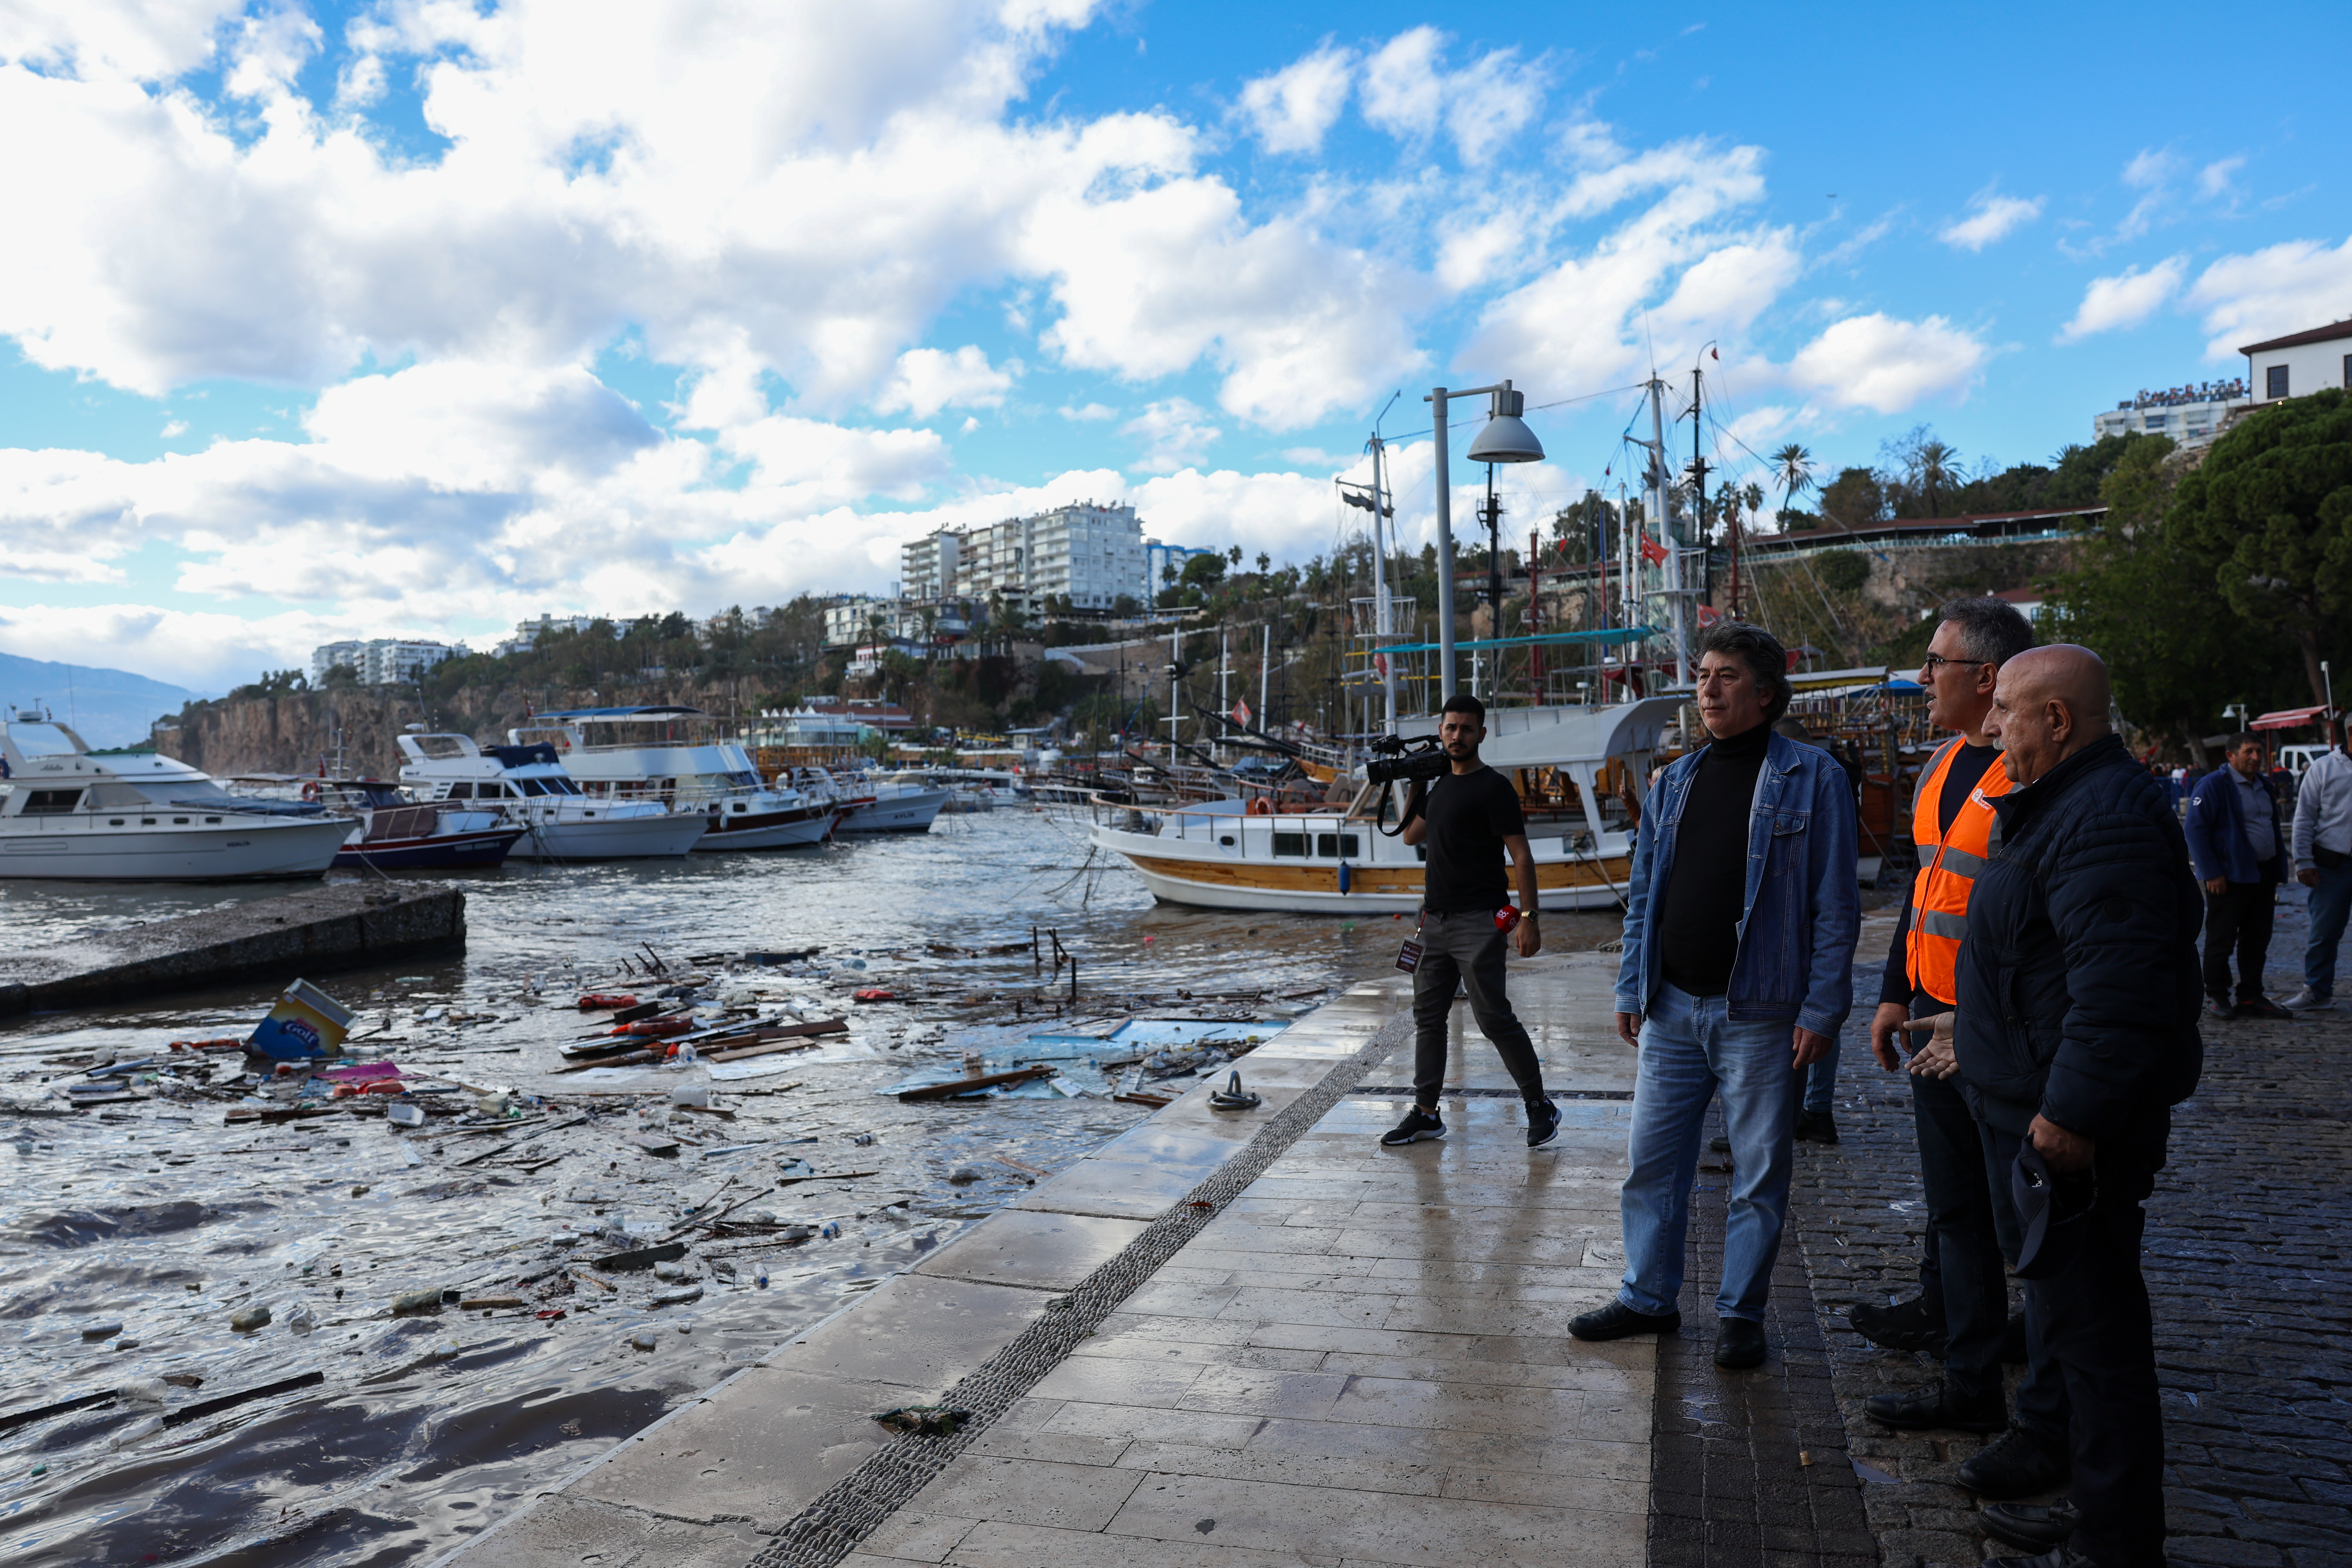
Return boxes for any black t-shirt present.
[1416,765,1526,914]
[1880,742,2002,1010]
[1658,721,1772,998]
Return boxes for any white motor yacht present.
[509,707,835,850]
[0,716,352,881]
[826,769,950,834]
[396,733,706,860]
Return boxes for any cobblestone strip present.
[743,1015,1411,1568]
[1648,1107,1881,1568]
[1789,993,2352,1568]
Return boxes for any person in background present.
[2284,724,2352,1011]
[2183,734,2291,1020]
[1774,714,1845,1145]
[1958,645,2202,1568]
[1851,599,2071,1487]
[1575,622,1857,1371]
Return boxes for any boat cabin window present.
[21,788,83,815]
[5,724,81,757]
[1316,833,1361,858]
[515,779,549,797]
[1272,831,1309,857]
[445,783,473,799]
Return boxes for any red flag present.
[1696,604,1721,628]
[1230,698,1252,728]
[1638,533,1669,565]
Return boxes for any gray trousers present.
[1409,910,1547,1109]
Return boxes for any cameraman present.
[1384,693,1558,1150]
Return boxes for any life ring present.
[1245,797,1273,817]
[300,780,319,802]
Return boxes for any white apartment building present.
[2243,320,2352,405]
[824,597,896,649]
[901,528,962,601]
[1145,541,1219,600]
[309,638,459,686]
[2092,385,2249,449]
[961,501,1149,612]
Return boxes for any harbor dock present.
[439,951,1873,1568]
[0,883,465,1016]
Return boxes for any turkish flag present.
[1231,698,1252,728]
[1638,533,1669,565]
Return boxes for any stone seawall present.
[0,884,465,1016]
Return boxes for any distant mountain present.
[0,652,203,750]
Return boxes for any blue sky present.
[2,0,2347,691]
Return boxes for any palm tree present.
[1771,444,1814,527]
[1911,438,1962,517]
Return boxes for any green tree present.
[1772,443,1814,526]
[1816,466,1887,526]
[2169,388,2352,707]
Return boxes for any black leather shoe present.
[2237,996,2293,1020]
[1794,1109,1840,1144]
[1569,1301,1681,1341]
[1864,1379,2007,1433]
[1847,1293,1945,1354]
[1957,1424,2070,1499]
[1981,1499,2080,1552]
[1714,1317,1767,1369]
[1982,1546,2097,1568]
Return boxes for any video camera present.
[1365,733,1449,788]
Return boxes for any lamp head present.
[1464,385,1544,464]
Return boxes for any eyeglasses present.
[1920,653,1993,676]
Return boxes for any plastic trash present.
[390,1288,442,1314]
[424,1339,459,1361]
[285,1304,316,1336]
[818,1221,841,1240]
[247,980,356,1062]
[474,1092,510,1118]
[652,1261,688,1282]
[80,1321,123,1341]
[387,1103,425,1128]
[754,1268,769,1289]
[670,1084,710,1108]
[228,1305,271,1332]
[629,1332,658,1352]
[119,1379,170,1405]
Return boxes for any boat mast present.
[1646,374,1690,686]
[1367,434,1398,733]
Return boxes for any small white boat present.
[0,716,352,882]
[1087,699,1674,915]
[396,733,706,860]
[829,770,951,834]
[510,707,835,850]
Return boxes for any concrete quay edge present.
[429,975,1418,1568]
[0,883,465,1016]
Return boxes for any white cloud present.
[1785,313,1988,414]
[2198,156,2245,200]
[2057,256,2187,342]
[2184,235,2352,357]
[1057,401,1116,421]
[1360,27,1545,167]
[1122,398,1220,474]
[0,603,343,695]
[1938,191,2043,252]
[0,0,240,82]
[1237,43,1351,156]
[872,345,1017,419]
[160,418,186,437]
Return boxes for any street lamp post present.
[1425,381,1544,701]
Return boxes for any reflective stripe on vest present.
[1904,738,2012,1005]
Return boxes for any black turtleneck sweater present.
[1659,720,1772,998]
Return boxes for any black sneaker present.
[1957,1423,2071,1499]
[1568,1301,1681,1341]
[1525,1098,1561,1149]
[2203,997,2235,1020]
[1981,1499,2079,1552]
[1379,1107,1446,1146]
[2237,996,2293,1020]
[1847,1293,1946,1354]
[1795,1109,1840,1144]
[1864,1379,2008,1432]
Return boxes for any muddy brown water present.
[0,810,1632,1566]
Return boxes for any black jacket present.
[1954,733,2204,1138]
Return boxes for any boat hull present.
[1092,826,1632,915]
[836,788,949,834]
[506,813,708,861]
[0,817,353,882]
[691,808,833,850]
[334,828,525,870]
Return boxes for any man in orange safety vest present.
[1848,599,2080,1539]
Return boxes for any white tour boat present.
[508,707,835,850]
[0,716,352,881]
[396,733,707,860]
[1087,699,1675,915]
[829,769,951,833]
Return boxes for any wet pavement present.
[0,811,1633,1567]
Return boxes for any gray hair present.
[1937,596,2036,667]
[1694,622,1794,723]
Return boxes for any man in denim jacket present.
[1571,622,1858,1369]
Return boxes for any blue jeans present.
[1617,984,1798,1322]
[1801,1033,1840,1113]
[2305,859,2352,999]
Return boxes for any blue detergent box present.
[247,979,356,1061]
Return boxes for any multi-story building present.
[2092,375,2250,450]
[901,528,962,601]
[309,638,460,686]
[960,501,1149,613]
[1145,541,1218,601]
[823,596,898,649]
[495,613,622,656]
